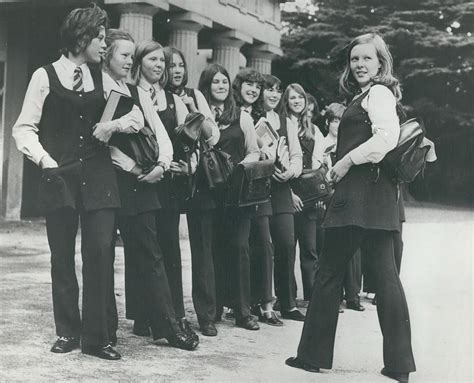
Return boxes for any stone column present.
[244,43,283,75]
[211,30,253,81]
[114,3,164,42]
[2,14,29,220]
[168,12,212,88]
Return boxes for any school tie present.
[214,106,222,122]
[149,86,159,110]
[72,67,84,93]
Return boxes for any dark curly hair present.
[60,3,109,56]
[232,68,264,124]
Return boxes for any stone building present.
[0,0,285,220]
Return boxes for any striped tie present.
[72,67,83,93]
[150,86,158,110]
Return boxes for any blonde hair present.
[131,39,167,88]
[339,33,401,100]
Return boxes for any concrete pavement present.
[0,204,472,382]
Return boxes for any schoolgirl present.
[12,5,122,360]
[279,83,321,303]
[198,63,261,330]
[163,46,221,337]
[131,40,198,341]
[102,30,197,351]
[286,33,416,383]
[231,69,281,326]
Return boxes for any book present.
[275,136,290,172]
[100,89,135,123]
[255,117,279,148]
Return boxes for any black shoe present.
[200,321,218,336]
[82,344,121,360]
[225,308,235,319]
[256,307,283,327]
[166,332,199,351]
[346,301,365,311]
[381,367,409,383]
[285,357,320,373]
[236,315,260,330]
[109,334,117,347]
[281,309,306,321]
[133,321,150,336]
[177,318,199,341]
[50,336,80,353]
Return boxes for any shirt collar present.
[58,55,89,74]
[138,77,159,93]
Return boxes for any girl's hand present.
[330,154,353,184]
[273,168,294,183]
[40,155,58,169]
[138,165,164,183]
[181,95,198,112]
[169,160,189,175]
[291,191,304,212]
[93,121,117,143]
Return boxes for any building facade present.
[0,0,285,220]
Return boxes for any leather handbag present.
[290,166,331,209]
[174,112,204,148]
[200,141,234,190]
[226,159,275,207]
[128,126,160,173]
[382,117,430,183]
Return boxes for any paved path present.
[0,204,472,382]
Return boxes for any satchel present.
[200,141,234,190]
[226,159,275,207]
[174,112,204,149]
[382,117,430,183]
[290,166,330,209]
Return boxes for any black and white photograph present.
[0,0,472,381]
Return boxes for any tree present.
[274,0,474,204]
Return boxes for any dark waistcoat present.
[215,117,254,217]
[113,85,161,216]
[298,133,320,220]
[323,89,399,231]
[270,115,294,215]
[37,64,120,214]
[156,90,186,212]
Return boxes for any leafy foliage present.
[274,0,474,204]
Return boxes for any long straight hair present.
[279,83,313,139]
[131,39,168,88]
[163,46,188,94]
[339,32,402,101]
[198,63,239,125]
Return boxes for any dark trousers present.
[343,249,362,302]
[118,212,179,340]
[46,207,116,347]
[214,208,252,319]
[155,210,185,319]
[297,226,416,373]
[363,223,404,293]
[187,209,217,325]
[270,213,297,311]
[250,215,274,305]
[294,213,319,300]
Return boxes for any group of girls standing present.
[13,5,415,382]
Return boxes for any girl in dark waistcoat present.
[199,64,261,331]
[259,82,304,321]
[286,33,416,382]
[232,69,283,327]
[164,46,221,337]
[103,30,198,351]
[132,40,199,342]
[280,84,323,303]
[12,5,122,360]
